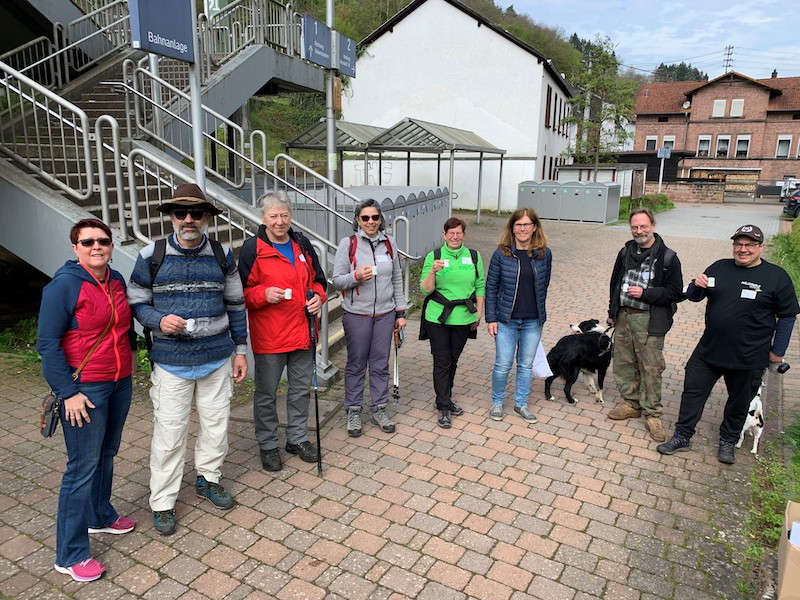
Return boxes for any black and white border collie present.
[545,320,613,404]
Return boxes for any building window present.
[712,99,726,118]
[730,99,744,117]
[662,136,675,150]
[541,155,546,179]
[697,135,711,157]
[658,116,668,122]
[645,136,657,151]
[545,86,552,129]
[776,136,792,158]
[735,135,750,158]
[716,135,730,158]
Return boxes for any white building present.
[341,0,573,211]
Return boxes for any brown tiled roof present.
[635,73,800,115]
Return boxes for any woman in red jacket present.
[37,218,136,582]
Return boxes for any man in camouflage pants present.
[606,208,683,442]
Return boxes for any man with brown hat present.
[128,184,248,535]
[658,224,799,464]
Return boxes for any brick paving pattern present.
[0,203,794,599]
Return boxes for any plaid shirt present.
[620,254,653,311]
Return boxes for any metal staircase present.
[0,0,418,380]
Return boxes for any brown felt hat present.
[157,183,222,216]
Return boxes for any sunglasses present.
[360,214,381,222]
[77,237,112,248]
[172,209,206,220]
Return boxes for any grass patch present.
[0,317,40,364]
[615,193,674,223]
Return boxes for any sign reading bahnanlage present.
[129,0,195,63]
[301,15,332,69]
[337,32,356,78]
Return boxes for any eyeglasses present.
[514,222,535,229]
[360,214,381,222]
[77,237,112,247]
[172,209,206,220]
[733,241,760,249]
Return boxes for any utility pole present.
[325,0,337,242]
[189,3,205,191]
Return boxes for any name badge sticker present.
[298,254,307,262]
[376,255,391,263]
[462,257,472,265]
[741,289,757,299]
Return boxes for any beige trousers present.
[148,358,232,511]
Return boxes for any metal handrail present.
[0,60,94,200]
[95,115,128,239]
[0,37,60,89]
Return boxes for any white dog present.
[736,384,765,455]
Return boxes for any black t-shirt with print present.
[695,259,799,369]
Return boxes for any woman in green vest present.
[419,217,485,428]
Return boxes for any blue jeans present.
[56,376,132,567]
[491,319,541,407]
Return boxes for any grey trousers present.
[253,350,312,450]
[342,311,394,410]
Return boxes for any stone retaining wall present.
[645,180,725,203]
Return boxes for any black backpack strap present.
[150,238,167,282]
[469,248,478,279]
[663,248,675,269]
[209,239,229,274]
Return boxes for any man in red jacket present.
[238,191,327,472]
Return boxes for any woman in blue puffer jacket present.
[485,207,552,424]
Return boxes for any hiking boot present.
[437,410,452,429]
[195,475,235,510]
[608,403,642,420]
[153,509,176,536]
[489,404,504,421]
[645,417,667,442]
[371,406,396,433]
[656,434,691,455]
[347,407,363,437]
[286,441,319,463]
[449,403,464,417]
[514,405,538,424]
[88,516,135,535]
[260,448,281,472]
[718,441,736,465]
[54,558,106,582]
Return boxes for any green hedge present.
[769,219,800,296]
[617,194,674,222]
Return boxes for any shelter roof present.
[286,120,385,150]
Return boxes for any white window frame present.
[776,135,792,159]
[662,136,675,150]
[712,99,726,118]
[716,135,731,158]
[696,135,711,157]
[735,135,750,158]
[730,99,744,117]
[645,136,657,151]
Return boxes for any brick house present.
[633,71,800,192]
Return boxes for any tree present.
[653,62,708,82]
[564,36,637,178]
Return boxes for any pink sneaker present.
[54,558,106,582]
[88,516,135,535]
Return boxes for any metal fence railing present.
[0,37,61,89]
[55,0,130,78]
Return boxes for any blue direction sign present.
[337,32,356,78]
[657,147,672,159]
[129,0,194,63]
[301,15,332,69]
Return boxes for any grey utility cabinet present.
[518,181,621,224]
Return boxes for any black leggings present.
[426,322,471,411]
[675,351,763,443]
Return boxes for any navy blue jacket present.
[485,246,552,326]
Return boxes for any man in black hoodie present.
[607,208,683,442]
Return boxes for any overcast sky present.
[495,0,798,80]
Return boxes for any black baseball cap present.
[731,224,764,243]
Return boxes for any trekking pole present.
[392,327,404,414]
[305,291,322,476]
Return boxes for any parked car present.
[783,190,800,218]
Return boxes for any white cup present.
[185,318,196,334]
[371,265,378,276]
[706,277,715,288]
[622,283,629,293]
[442,259,450,268]
[284,288,292,300]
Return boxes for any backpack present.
[143,237,229,365]
[348,234,394,269]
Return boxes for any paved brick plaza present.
[0,205,795,599]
